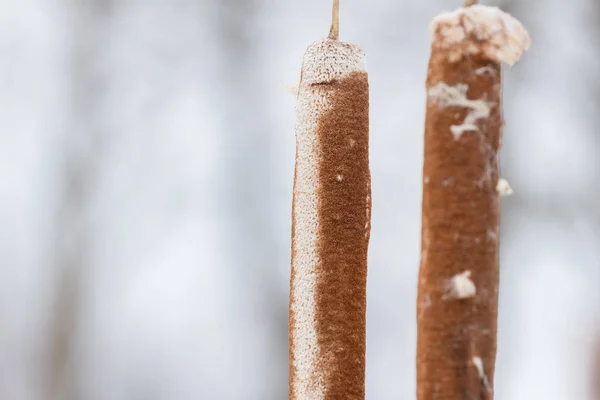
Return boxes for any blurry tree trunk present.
[212,1,287,398]
[46,1,111,399]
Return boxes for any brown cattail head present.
[417,5,529,400]
[429,5,530,66]
[290,39,370,400]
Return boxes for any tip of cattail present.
[300,39,366,86]
[430,5,531,66]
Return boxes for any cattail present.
[417,4,530,399]
[289,2,370,399]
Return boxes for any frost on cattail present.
[427,82,493,140]
[289,38,370,400]
[444,270,476,300]
[417,4,530,400]
[430,5,531,65]
[496,178,513,196]
[472,356,493,392]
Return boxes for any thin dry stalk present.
[594,336,600,400]
[417,5,530,399]
[328,0,340,40]
[47,2,113,399]
[289,38,370,400]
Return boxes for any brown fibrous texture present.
[417,20,504,400]
[289,39,370,400]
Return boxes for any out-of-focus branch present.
[213,1,287,398]
[46,1,112,399]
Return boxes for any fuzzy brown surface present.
[417,45,503,399]
[315,72,370,399]
[289,71,370,400]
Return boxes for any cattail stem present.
[289,39,370,400]
[594,337,600,400]
[417,5,530,399]
[328,0,340,40]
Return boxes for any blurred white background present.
[1,0,599,399]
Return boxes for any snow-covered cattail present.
[417,3,530,399]
[289,2,370,399]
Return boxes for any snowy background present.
[1,0,599,399]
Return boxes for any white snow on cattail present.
[472,356,492,392]
[496,178,513,196]
[444,270,476,300]
[300,38,366,85]
[428,82,493,140]
[474,65,498,77]
[430,5,531,66]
